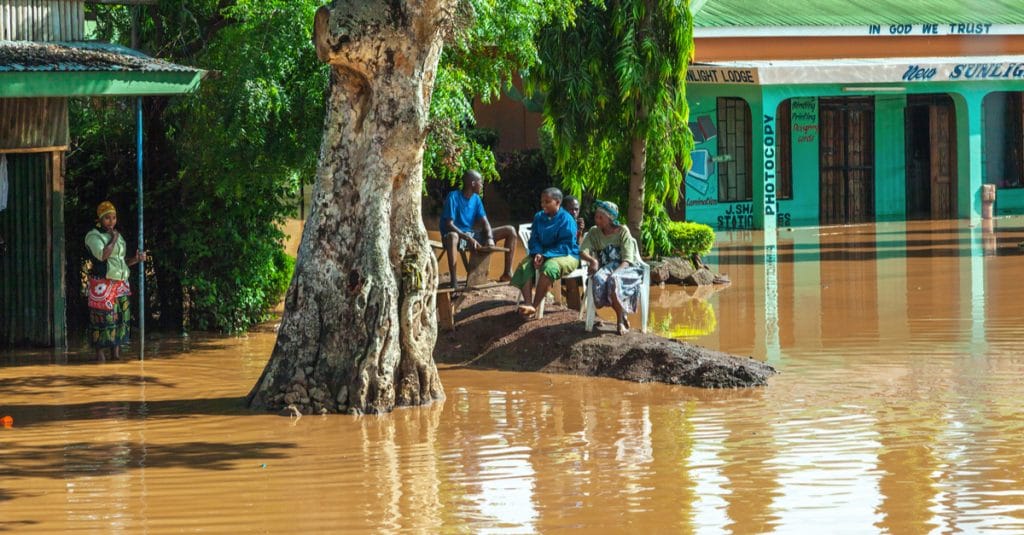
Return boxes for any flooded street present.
[3,219,1024,533]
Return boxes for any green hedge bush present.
[666,221,716,257]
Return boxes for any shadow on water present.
[0,520,39,533]
[0,396,252,428]
[0,333,255,369]
[0,374,177,395]
[1,440,295,480]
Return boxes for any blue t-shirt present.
[528,208,579,259]
[440,190,486,236]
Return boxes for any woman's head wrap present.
[594,200,619,223]
[96,201,116,219]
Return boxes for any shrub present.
[666,221,716,257]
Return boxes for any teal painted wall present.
[874,95,908,221]
[684,82,1024,229]
[981,92,1024,215]
[683,90,818,230]
[785,97,820,227]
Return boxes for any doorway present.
[905,94,957,219]
[820,97,875,225]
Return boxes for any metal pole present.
[136,97,145,361]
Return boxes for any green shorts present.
[510,255,580,288]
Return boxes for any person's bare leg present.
[492,226,517,282]
[533,274,554,310]
[444,232,459,289]
[111,345,122,360]
[608,279,628,334]
[520,279,534,306]
[95,348,105,361]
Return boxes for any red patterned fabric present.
[88,277,130,311]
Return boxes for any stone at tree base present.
[649,262,671,284]
[653,256,696,282]
[434,286,775,388]
[649,257,725,286]
[682,267,716,286]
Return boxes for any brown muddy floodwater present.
[3,219,1024,533]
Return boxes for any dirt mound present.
[434,286,775,388]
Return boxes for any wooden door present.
[929,103,956,218]
[820,98,875,225]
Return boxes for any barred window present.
[717,97,752,202]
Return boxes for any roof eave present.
[695,24,1024,39]
[0,70,204,97]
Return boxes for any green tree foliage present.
[68,0,583,334]
[424,0,583,187]
[68,0,326,333]
[531,0,694,255]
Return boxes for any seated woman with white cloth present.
[579,200,644,335]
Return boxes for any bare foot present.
[617,321,629,336]
[517,305,536,319]
[499,273,512,283]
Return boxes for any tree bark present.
[247,0,451,414]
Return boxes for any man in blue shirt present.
[441,170,517,289]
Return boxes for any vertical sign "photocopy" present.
[763,114,776,218]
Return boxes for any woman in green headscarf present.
[579,201,644,335]
[84,201,147,360]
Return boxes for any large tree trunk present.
[247,0,451,414]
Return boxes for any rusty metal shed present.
[0,0,203,348]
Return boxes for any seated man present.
[563,195,585,245]
[511,187,580,318]
[441,169,517,289]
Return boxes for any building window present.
[776,99,793,200]
[984,92,1024,189]
[717,97,752,202]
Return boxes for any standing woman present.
[579,201,643,335]
[85,201,146,360]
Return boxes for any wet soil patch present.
[434,286,775,388]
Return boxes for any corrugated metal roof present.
[0,40,200,73]
[695,0,1024,27]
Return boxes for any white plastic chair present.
[584,254,650,334]
[516,223,588,318]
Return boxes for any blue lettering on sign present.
[865,22,992,36]
[717,205,791,230]
[902,65,937,81]
[950,63,1024,80]
[948,23,993,34]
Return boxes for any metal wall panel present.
[0,98,69,151]
[0,0,84,41]
[0,153,52,346]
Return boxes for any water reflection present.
[3,219,1024,531]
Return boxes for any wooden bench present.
[435,280,509,332]
[431,239,509,288]
[431,239,512,331]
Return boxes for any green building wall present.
[682,85,1024,230]
[874,95,908,221]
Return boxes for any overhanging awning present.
[0,40,204,97]
[686,55,1024,87]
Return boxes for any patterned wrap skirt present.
[88,278,131,348]
[591,264,644,314]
